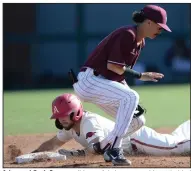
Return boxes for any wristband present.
[124,67,142,79]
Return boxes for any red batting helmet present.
[50,93,83,121]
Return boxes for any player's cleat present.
[103,148,132,166]
[93,142,104,154]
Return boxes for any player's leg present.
[98,104,146,138]
[129,124,190,156]
[171,120,190,141]
[73,68,139,165]
[170,120,190,155]
[98,106,146,156]
[74,68,139,147]
[94,82,145,151]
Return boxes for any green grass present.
[4,84,190,135]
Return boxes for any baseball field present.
[4,84,190,168]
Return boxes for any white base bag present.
[15,152,66,164]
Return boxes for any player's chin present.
[63,123,74,130]
[149,33,159,39]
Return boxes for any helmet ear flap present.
[55,119,63,130]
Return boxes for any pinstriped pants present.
[73,67,143,149]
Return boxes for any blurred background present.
[3,3,190,135]
[3,3,190,90]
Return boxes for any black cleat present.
[103,148,131,166]
[93,142,104,154]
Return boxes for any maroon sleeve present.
[107,30,135,66]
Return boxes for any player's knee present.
[121,90,139,111]
[137,115,146,128]
[122,115,146,138]
[129,90,139,105]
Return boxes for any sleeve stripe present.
[108,60,126,66]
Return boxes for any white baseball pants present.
[73,67,144,149]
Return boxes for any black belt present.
[68,68,99,85]
[80,68,99,76]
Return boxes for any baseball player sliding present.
[72,4,171,165]
[31,94,190,162]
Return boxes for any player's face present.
[145,20,163,39]
[58,116,74,130]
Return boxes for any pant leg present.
[171,120,190,141]
[73,68,139,149]
[130,125,190,156]
[98,104,146,137]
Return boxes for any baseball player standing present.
[73,5,171,165]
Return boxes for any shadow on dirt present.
[49,162,111,168]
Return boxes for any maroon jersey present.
[82,25,145,82]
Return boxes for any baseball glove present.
[133,104,146,118]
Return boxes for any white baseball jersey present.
[57,111,115,147]
[57,111,190,156]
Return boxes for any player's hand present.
[58,149,86,157]
[139,72,164,82]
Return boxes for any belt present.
[80,68,99,76]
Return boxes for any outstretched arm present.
[31,135,65,153]
[58,138,101,157]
